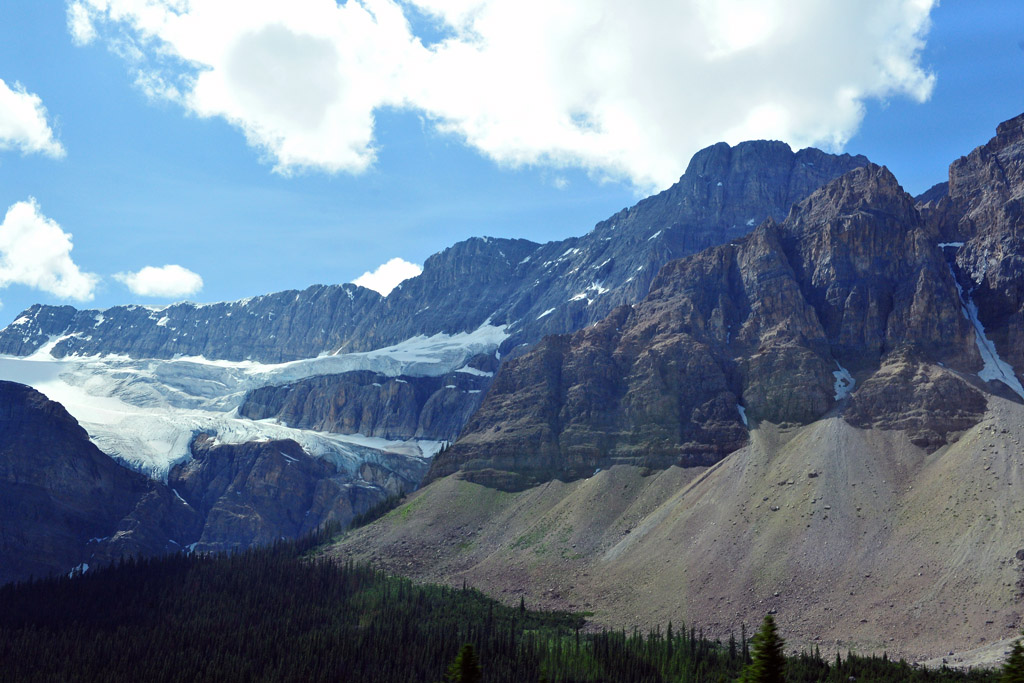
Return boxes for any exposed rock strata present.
[430,165,984,489]
[945,113,1024,375]
[168,434,424,553]
[239,369,490,442]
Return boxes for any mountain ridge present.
[0,140,869,364]
[428,162,987,489]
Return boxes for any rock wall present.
[429,164,987,490]
[238,369,491,442]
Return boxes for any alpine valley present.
[5,113,1024,663]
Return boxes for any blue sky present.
[0,1,1021,327]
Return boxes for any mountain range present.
[4,113,1024,661]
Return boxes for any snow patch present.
[833,362,855,400]
[456,366,493,377]
[647,230,662,241]
[949,265,1024,399]
[537,307,556,320]
[938,242,964,249]
[746,218,756,227]
[737,404,748,426]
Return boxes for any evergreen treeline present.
[0,529,1000,682]
[348,490,407,530]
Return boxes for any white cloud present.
[0,79,65,158]
[71,0,937,190]
[114,264,204,298]
[352,257,422,296]
[67,2,97,45]
[0,199,98,301]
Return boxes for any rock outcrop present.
[168,434,423,553]
[429,164,987,489]
[0,378,429,582]
[0,381,196,585]
[943,112,1024,375]
[238,368,491,442]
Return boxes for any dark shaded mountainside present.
[428,113,1024,490]
[0,142,867,363]
[0,381,195,585]
[0,380,420,580]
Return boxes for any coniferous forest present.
[0,527,1002,682]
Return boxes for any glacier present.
[0,321,508,480]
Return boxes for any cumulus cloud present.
[0,199,97,301]
[70,0,936,189]
[114,264,204,298]
[352,257,422,296]
[0,79,65,158]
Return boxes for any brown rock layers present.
[430,164,991,489]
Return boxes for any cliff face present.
[429,163,991,490]
[0,381,197,584]
[0,377,429,584]
[168,434,422,553]
[942,113,1024,375]
[491,142,872,349]
[238,367,492,442]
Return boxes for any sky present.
[0,1,1022,327]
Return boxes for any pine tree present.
[1003,638,1024,683]
[739,614,786,683]
[445,643,483,683]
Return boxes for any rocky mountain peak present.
[785,163,917,229]
[429,159,990,489]
[995,110,1024,145]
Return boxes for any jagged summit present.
[427,158,1004,490]
[0,141,869,364]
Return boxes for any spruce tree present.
[1003,638,1024,683]
[739,614,786,683]
[445,643,483,683]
